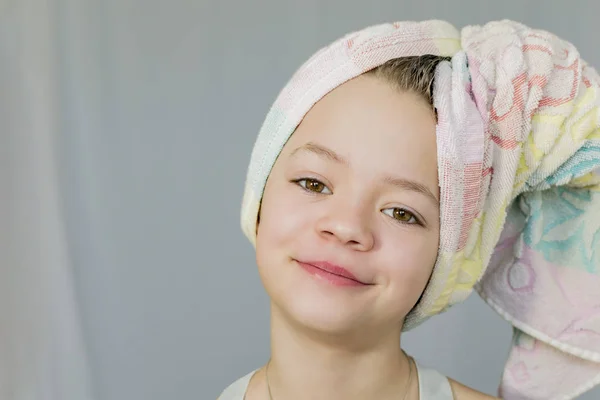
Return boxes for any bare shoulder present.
[448,378,500,400]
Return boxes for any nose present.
[314,200,374,251]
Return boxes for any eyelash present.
[291,177,423,226]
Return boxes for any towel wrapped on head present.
[240,19,600,399]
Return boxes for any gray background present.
[55,0,600,399]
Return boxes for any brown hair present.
[366,55,451,120]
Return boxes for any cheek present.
[255,179,315,277]
[258,189,307,248]
[255,181,317,302]
[379,233,438,299]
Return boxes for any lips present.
[295,260,370,287]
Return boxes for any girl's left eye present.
[294,178,332,194]
[382,207,420,225]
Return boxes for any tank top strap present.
[217,369,257,400]
[416,362,454,400]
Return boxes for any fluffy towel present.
[240,20,600,399]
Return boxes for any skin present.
[243,74,498,399]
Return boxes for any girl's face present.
[256,74,440,336]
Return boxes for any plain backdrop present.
[50,0,600,399]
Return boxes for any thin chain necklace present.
[265,353,414,400]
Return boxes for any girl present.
[220,20,600,400]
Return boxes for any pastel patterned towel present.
[240,20,600,399]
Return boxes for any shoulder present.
[217,369,258,400]
[415,362,497,400]
[447,378,500,400]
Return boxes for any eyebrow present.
[290,142,348,165]
[382,176,439,207]
[290,141,439,207]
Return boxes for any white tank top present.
[218,362,454,400]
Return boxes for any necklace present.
[265,353,414,400]
[265,358,275,400]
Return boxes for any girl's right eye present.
[293,178,332,194]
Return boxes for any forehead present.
[282,75,438,182]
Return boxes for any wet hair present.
[365,54,451,122]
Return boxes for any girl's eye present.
[295,178,332,194]
[382,207,420,225]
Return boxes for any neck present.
[266,303,412,400]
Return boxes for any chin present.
[284,300,367,335]
[258,251,380,335]
[270,279,373,335]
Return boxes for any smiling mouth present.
[294,260,371,287]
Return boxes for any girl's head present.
[241,19,600,397]
[255,55,448,338]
